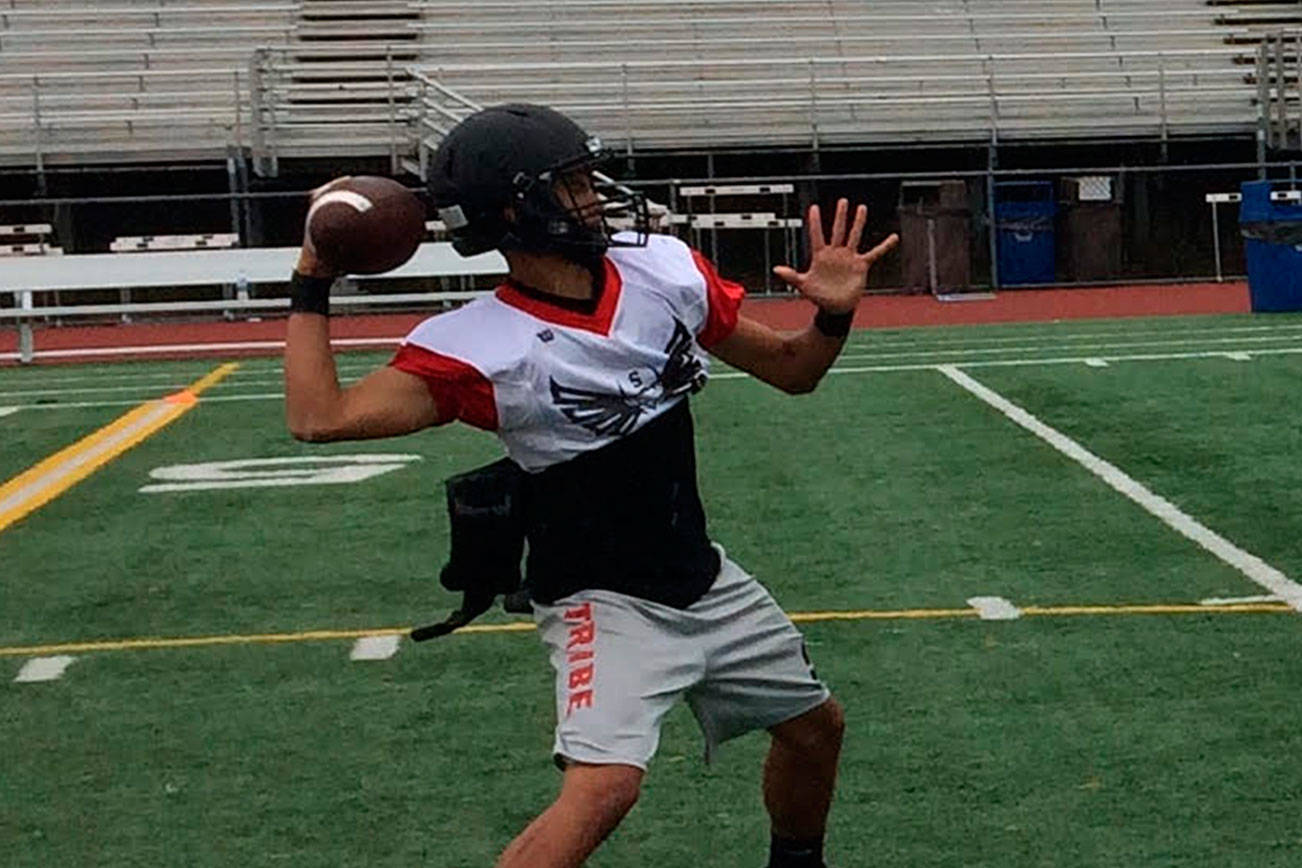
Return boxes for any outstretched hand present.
[773,199,899,315]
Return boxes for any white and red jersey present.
[389,232,745,472]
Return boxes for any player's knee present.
[808,697,846,753]
[774,698,846,758]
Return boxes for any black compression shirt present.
[521,399,719,609]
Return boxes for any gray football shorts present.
[532,545,831,770]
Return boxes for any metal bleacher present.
[0,2,293,163]
[407,0,1302,155]
[1,1,1300,171]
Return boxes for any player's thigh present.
[686,563,829,748]
[535,592,704,769]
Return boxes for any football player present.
[284,104,897,868]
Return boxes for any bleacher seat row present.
[0,0,1298,167]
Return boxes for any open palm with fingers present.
[774,198,900,314]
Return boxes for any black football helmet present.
[429,103,649,259]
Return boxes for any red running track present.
[1,282,1252,366]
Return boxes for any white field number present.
[140,455,423,493]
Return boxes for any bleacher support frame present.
[1256,29,1302,159]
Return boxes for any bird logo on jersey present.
[549,319,706,437]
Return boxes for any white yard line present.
[0,402,178,517]
[9,344,1302,410]
[13,335,1298,402]
[0,337,398,364]
[6,320,1300,385]
[7,393,285,411]
[837,332,1302,363]
[938,365,1302,612]
[0,375,362,401]
[349,635,401,661]
[1200,594,1282,605]
[0,406,19,419]
[14,656,76,683]
[712,344,1302,380]
[0,368,216,387]
[967,596,1023,620]
[6,321,1302,370]
[840,321,1302,351]
[0,383,195,399]
[20,330,1285,369]
[0,361,376,390]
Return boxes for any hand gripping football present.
[306,176,426,275]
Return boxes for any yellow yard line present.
[1022,603,1290,616]
[0,601,1291,658]
[0,362,238,533]
[790,608,977,622]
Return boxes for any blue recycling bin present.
[994,181,1057,285]
[1240,180,1302,312]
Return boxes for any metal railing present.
[411,51,1259,153]
[248,43,418,177]
[409,69,480,181]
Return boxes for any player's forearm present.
[284,311,348,441]
[710,311,853,395]
[771,320,849,394]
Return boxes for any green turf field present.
[4,312,1302,867]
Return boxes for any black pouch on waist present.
[410,457,527,641]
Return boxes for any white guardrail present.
[1,242,508,363]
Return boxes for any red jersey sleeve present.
[389,343,499,431]
[689,248,746,348]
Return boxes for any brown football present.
[306,175,426,275]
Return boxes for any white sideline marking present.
[6,322,1301,384]
[967,596,1022,620]
[710,344,1302,381]
[1084,358,1109,368]
[0,402,177,517]
[1224,352,1252,361]
[1200,594,1282,606]
[7,325,1302,368]
[10,393,285,411]
[0,374,364,401]
[14,655,76,682]
[939,365,1302,613]
[12,343,1302,412]
[0,406,19,418]
[350,635,400,661]
[5,330,1302,370]
[837,332,1302,363]
[0,383,192,399]
[0,337,398,363]
[0,368,227,387]
[843,322,1302,352]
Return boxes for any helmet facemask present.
[501,136,649,259]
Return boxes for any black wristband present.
[289,270,334,316]
[813,307,854,338]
